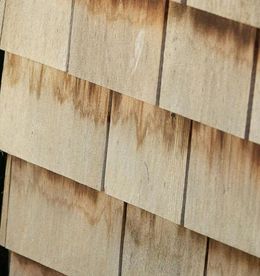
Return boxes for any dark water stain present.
[252,142,260,168]
[79,0,165,27]
[171,2,255,64]
[129,209,157,247]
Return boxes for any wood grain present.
[0,155,11,246]
[0,53,111,190]
[69,0,166,104]
[6,158,124,276]
[10,253,64,276]
[1,0,72,70]
[187,0,260,29]
[0,0,5,38]
[185,123,260,257]
[160,2,255,138]
[105,93,191,223]
[122,205,207,276]
[207,240,260,276]
[249,35,260,143]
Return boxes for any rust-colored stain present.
[193,123,260,182]
[5,53,110,124]
[252,143,260,169]
[12,158,118,233]
[73,78,110,124]
[78,0,166,27]
[29,63,45,100]
[171,2,255,64]
[112,93,190,150]
[4,53,22,87]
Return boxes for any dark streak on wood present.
[5,54,110,124]
[171,2,255,64]
[112,93,189,150]
[80,0,166,27]
[12,157,117,234]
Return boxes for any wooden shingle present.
[185,123,260,257]
[0,54,110,190]
[69,0,166,104]
[160,2,255,138]
[105,93,191,223]
[6,157,124,276]
[207,240,260,276]
[122,205,207,276]
[1,0,73,70]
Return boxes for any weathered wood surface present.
[122,205,207,276]
[105,93,191,223]
[160,2,255,138]
[1,0,72,70]
[6,157,124,275]
[0,155,11,246]
[187,0,260,29]
[10,253,65,276]
[0,0,5,38]
[0,54,110,190]
[69,0,166,104]
[207,240,260,276]
[249,34,260,143]
[185,123,260,257]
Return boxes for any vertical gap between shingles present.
[203,238,210,276]
[66,0,75,72]
[101,91,113,191]
[0,0,7,45]
[118,203,128,276]
[0,152,7,225]
[245,29,259,139]
[156,0,170,106]
[180,120,193,226]
[181,0,188,5]
[0,50,5,92]
[4,157,12,246]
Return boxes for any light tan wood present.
[0,155,11,246]
[105,93,191,223]
[1,0,72,70]
[0,53,111,190]
[0,0,5,38]
[185,123,260,257]
[6,158,124,276]
[10,253,64,276]
[187,0,260,29]
[207,240,260,276]
[69,0,166,104]
[122,205,207,276]
[249,35,260,144]
[160,2,255,138]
